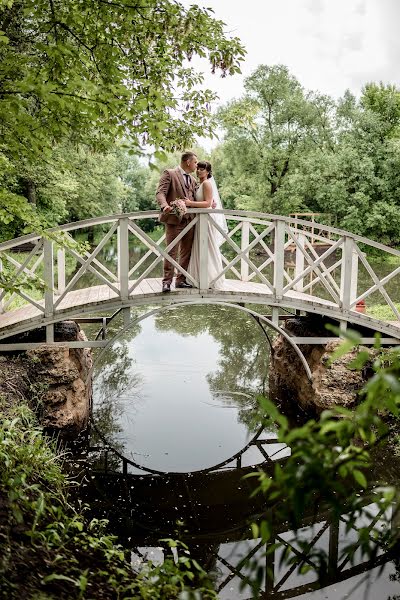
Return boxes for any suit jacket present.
[156,167,196,224]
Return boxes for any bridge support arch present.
[90,300,313,381]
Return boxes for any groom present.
[156,151,198,292]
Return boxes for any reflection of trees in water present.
[92,332,143,453]
[154,305,270,429]
[154,305,269,394]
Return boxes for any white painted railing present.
[1,210,400,339]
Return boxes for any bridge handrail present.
[1,209,400,346]
[1,210,400,257]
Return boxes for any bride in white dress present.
[185,161,228,290]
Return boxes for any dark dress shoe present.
[175,281,193,289]
[162,282,171,293]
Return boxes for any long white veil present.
[209,176,228,247]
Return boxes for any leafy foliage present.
[215,65,400,244]
[0,0,244,157]
[0,403,217,599]
[0,0,245,239]
[244,337,400,594]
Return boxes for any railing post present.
[198,212,209,290]
[57,247,65,295]
[43,239,54,343]
[241,220,250,282]
[350,248,358,308]
[0,257,3,313]
[273,219,286,300]
[118,217,129,301]
[118,217,131,327]
[294,232,305,292]
[340,237,358,333]
[340,237,358,313]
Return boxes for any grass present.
[367,303,400,321]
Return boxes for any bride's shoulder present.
[202,179,212,190]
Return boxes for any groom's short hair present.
[181,151,197,163]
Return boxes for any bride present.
[184,161,228,290]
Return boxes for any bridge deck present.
[3,208,400,345]
[0,277,338,336]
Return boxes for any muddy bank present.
[269,317,375,415]
[0,321,92,439]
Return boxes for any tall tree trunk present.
[24,178,37,204]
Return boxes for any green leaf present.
[42,573,78,585]
[353,469,367,488]
[348,350,370,370]
[251,522,259,539]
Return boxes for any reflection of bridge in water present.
[81,402,400,600]
[2,211,400,372]
[80,444,399,600]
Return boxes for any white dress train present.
[187,182,225,290]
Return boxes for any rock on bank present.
[269,317,372,415]
[0,321,92,439]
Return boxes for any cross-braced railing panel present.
[350,247,400,321]
[0,238,46,313]
[214,500,392,599]
[284,229,343,304]
[1,210,400,344]
[209,216,276,290]
[54,222,121,308]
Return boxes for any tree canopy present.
[215,66,400,245]
[0,0,245,236]
[0,0,245,156]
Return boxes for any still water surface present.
[82,303,400,599]
[92,305,274,473]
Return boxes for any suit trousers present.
[163,218,195,284]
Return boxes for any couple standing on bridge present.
[156,151,228,293]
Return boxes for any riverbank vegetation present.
[0,400,217,600]
[244,335,400,595]
[3,63,400,248]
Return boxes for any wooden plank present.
[58,288,88,310]
[147,278,162,294]
[1,275,400,345]
[139,279,155,295]
[0,304,41,329]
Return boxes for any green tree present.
[0,0,245,236]
[215,67,400,244]
[361,82,400,137]
[217,65,334,213]
[288,88,400,243]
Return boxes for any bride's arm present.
[185,180,213,208]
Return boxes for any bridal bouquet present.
[170,199,187,221]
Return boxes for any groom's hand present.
[212,200,217,209]
[163,205,172,214]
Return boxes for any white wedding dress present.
[187,180,226,290]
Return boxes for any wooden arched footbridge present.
[1,210,400,357]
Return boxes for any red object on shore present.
[355,299,366,313]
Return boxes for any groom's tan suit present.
[156,167,196,285]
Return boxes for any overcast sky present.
[184,0,400,106]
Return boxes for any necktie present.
[184,174,190,189]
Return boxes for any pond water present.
[90,304,278,474]
[76,302,400,599]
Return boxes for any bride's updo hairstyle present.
[197,161,212,179]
